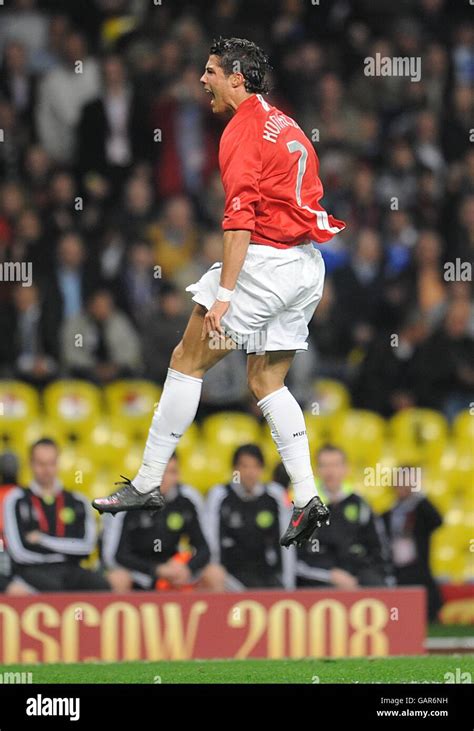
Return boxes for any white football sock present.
[132,367,203,493]
[258,385,318,508]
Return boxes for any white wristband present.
[217,285,234,302]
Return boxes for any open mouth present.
[204,88,215,105]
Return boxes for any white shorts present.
[185,243,325,354]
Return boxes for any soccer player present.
[92,37,346,548]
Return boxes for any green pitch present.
[1,655,473,684]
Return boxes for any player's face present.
[316,452,347,492]
[30,445,59,488]
[234,455,263,491]
[200,55,234,114]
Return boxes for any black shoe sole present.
[92,498,165,516]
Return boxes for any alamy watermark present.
[0,671,33,684]
[208,328,267,352]
[364,465,422,491]
[364,53,421,83]
[0,261,32,286]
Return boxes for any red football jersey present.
[219,93,346,249]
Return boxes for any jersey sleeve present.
[219,118,263,233]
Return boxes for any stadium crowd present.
[0,0,472,419]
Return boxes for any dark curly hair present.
[210,37,271,94]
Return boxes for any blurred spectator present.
[149,195,199,279]
[77,54,151,193]
[0,452,19,592]
[141,282,188,385]
[296,445,393,589]
[0,283,58,384]
[412,299,474,419]
[308,279,349,379]
[377,140,418,210]
[61,289,141,383]
[10,208,47,275]
[3,438,110,594]
[103,453,212,592]
[353,317,427,416]
[44,170,79,240]
[442,85,472,164]
[172,229,222,311]
[114,175,156,243]
[115,240,161,324]
[198,349,249,419]
[22,144,52,211]
[0,100,27,180]
[41,231,100,332]
[0,0,49,60]
[36,31,100,163]
[382,470,443,621]
[204,444,294,590]
[0,40,37,131]
[30,14,71,74]
[150,65,220,198]
[332,228,386,354]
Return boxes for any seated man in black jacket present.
[4,439,110,594]
[204,444,294,591]
[102,453,211,591]
[296,445,393,589]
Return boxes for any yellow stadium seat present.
[58,448,96,495]
[86,418,131,470]
[0,381,40,446]
[43,380,102,440]
[104,380,161,442]
[430,544,462,580]
[90,470,117,501]
[423,473,453,514]
[446,445,474,498]
[453,410,474,449]
[179,443,230,493]
[10,420,70,471]
[175,422,200,459]
[328,410,386,466]
[311,379,350,415]
[303,412,333,451]
[389,409,448,465]
[201,412,262,460]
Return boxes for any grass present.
[1,655,473,684]
[428,623,474,637]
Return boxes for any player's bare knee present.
[170,340,185,368]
